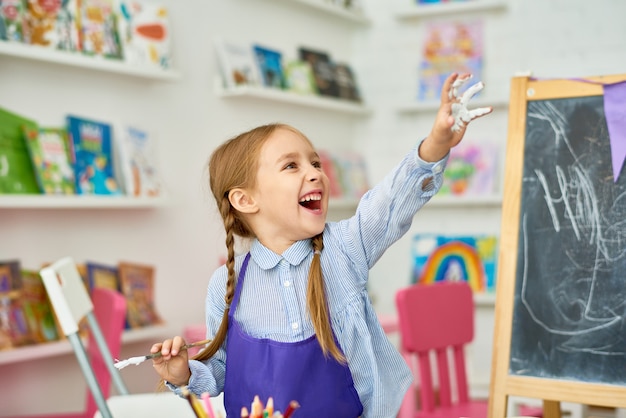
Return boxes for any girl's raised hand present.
[420,73,492,162]
[151,336,192,387]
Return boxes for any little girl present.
[151,73,491,418]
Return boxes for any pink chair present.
[395,281,487,418]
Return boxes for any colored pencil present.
[283,400,300,418]
[265,397,274,416]
[201,392,216,418]
[251,395,264,418]
[181,386,209,418]
[241,406,250,418]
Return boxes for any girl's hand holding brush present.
[115,336,210,387]
[150,336,199,386]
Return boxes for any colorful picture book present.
[412,234,498,293]
[0,106,40,194]
[117,124,163,197]
[0,260,32,348]
[23,125,76,195]
[0,0,24,42]
[22,0,80,51]
[253,44,285,89]
[440,141,499,196]
[78,0,123,58]
[20,269,60,343]
[213,38,260,88]
[86,261,120,293]
[117,1,171,69]
[334,62,362,102]
[118,261,162,328]
[418,19,483,102]
[66,115,121,195]
[284,59,317,95]
[299,47,339,97]
[318,150,369,199]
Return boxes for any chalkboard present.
[488,74,626,418]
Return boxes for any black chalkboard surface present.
[510,95,626,384]
[488,75,626,418]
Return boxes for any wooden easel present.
[488,74,626,418]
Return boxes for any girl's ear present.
[228,188,258,214]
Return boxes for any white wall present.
[1,0,626,415]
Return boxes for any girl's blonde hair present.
[194,123,344,363]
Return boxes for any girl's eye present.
[285,162,297,169]
[312,161,322,169]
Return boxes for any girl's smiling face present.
[245,127,329,254]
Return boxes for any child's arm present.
[419,73,492,163]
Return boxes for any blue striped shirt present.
[185,144,447,417]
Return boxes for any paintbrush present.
[114,338,212,370]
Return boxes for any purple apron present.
[223,253,363,418]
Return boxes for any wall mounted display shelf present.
[328,197,360,211]
[265,0,371,25]
[0,41,181,81]
[0,195,169,209]
[424,194,502,208]
[0,324,175,366]
[395,0,508,20]
[397,97,508,114]
[217,83,373,116]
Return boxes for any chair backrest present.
[40,257,129,418]
[40,257,93,337]
[395,281,474,413]
[86,286,128,415]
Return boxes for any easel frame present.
[488,74,626,418]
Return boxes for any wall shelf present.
[424,194,502,208]
[0,324,174,366]
[397,97,508,114]
[328,197,360,211]
[266,0,370,25]
[0,195,170,209]
[217,83,373,116]
[395,0,508,20]
[0,41,181,81]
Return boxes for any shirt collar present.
[250,239,312,270]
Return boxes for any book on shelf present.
[117,1,171,69]
[284,59,317,96]
[213,37,260,88]
[0,0,24,42]
[86,261,120,293]
[333,62,362,102]
[319,150,369,199]
[318,150,343,198]
[116,124,163,197]
[66,114,122,195]
[0,106,41,194]
[334,151,369,199]
[253,44,286,89]
[0,260,33,349]
[418,19,483,102]
[78,0,123,59]
[22,125,76,195]
[440,141,499,197]
[22,0,81,51]
[412,233,498,293]
[20,269,61,344]
[298,46,339,98]
[118,261,162,328]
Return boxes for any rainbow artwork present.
[411,234,498,293]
